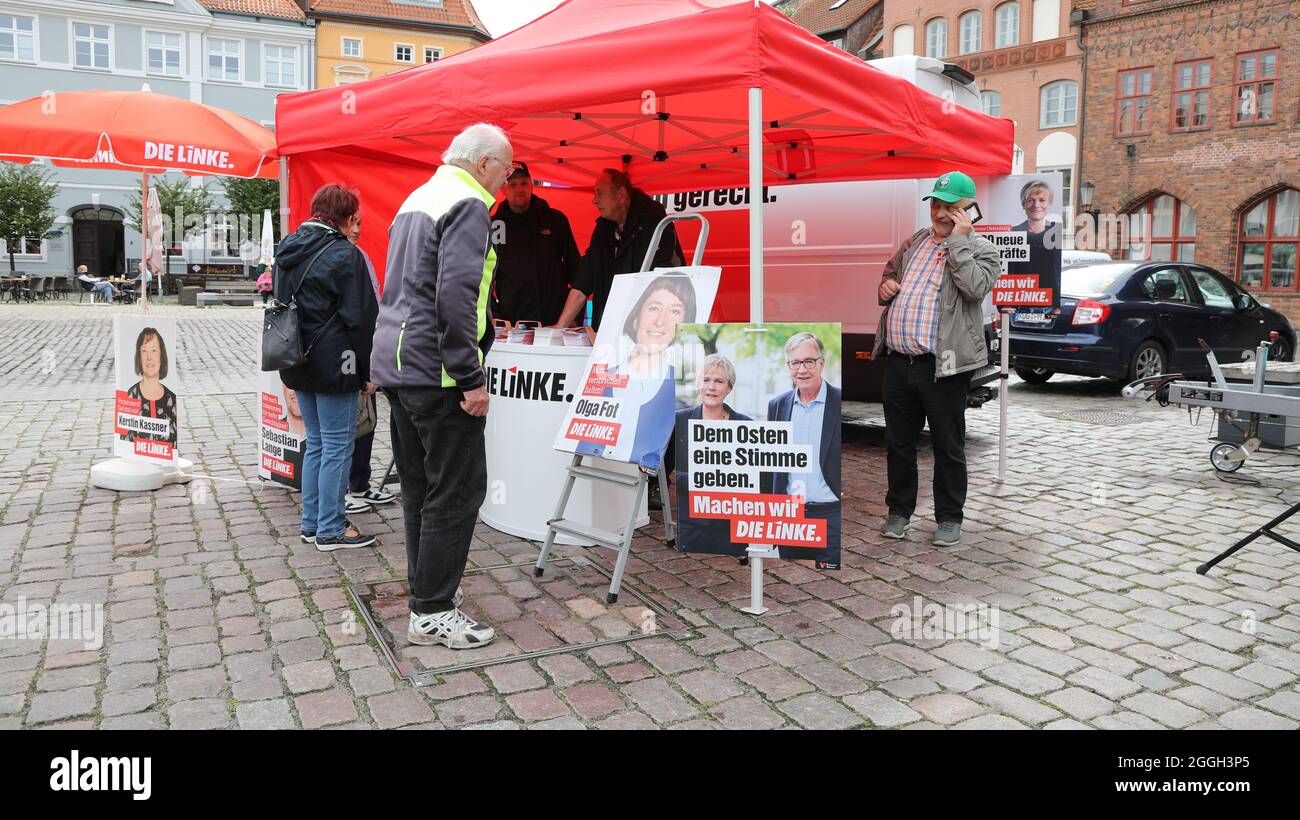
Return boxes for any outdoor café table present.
[3,277,31,303]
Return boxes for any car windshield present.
[1062,263,1135,297]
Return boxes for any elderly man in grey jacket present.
[872,171,1000,547]
[370,123,513,650]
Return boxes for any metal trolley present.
[1124,332,1300,575]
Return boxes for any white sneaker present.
[344,498,369,516]
[408,607,495,649]
[348,488,396,506]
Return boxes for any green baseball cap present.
[923,171,977,203]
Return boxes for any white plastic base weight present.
[739,553,769,615]
[91,457,195,492]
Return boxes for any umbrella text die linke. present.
[143,141,234,170]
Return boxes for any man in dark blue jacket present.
[761,332,842,570]
[370,123,513,651]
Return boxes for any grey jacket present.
[871,228,1000,379]
[370,165,498,391]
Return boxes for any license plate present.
[1014,311,1052,325]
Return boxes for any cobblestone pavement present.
[2,302,1299,730]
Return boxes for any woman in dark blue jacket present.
[273,184,379,551]
[673,353,751,556]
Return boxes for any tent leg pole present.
[140,172,148,314]
[998,308,1011,483]
[748,86,763,325]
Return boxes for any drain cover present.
[1057,409,1152,426]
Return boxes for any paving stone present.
[674,669,746,704]
[284,689,356,729]
[1121,692,1207,729]
[708,696,787,730]
[26,687,96,725]
[102,688,156,717]
[740,666,815,701]
[982,662,1065,696]
[362,691,435,729]
[1044,687,1116,721]
[507,689,571,722]
[622,679,699,724]
[562,683,625,718]
[282,660,336,694]
[436,694,504,727]
[910,693,985,725]
[1217,707,1298,730]
[776,693,861,730]
[967,686,1062,726]
[168,698,231,729]
[236,698,296,730]
[485,662,545,694]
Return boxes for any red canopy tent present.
[275,0,1013,318]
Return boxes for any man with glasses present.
[872,171,1000,547]
[762,332,842,570]
[370,123,514,651]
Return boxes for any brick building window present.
[995,3,1019,48]
[1239,188,1299,291]
[1116,67,1153,135]
[1041,81,1078,127]
[925,18,947,59]
[1127,194,1196,262]
[981,90,1001,116]
[1171,59,1211,131]
[1234,49,1277,125]
[959,11,981,55]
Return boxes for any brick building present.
[1078,0,1300,323]
[775,0,885,59]
[883,0,1083,228]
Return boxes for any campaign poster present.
[258,369,305,490]
[113,315,180,464]
[554,267,721,469]
[673,323,842,570]
[975,173,1064,310]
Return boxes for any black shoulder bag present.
[261,240,341,372]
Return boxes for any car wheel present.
[1127,340,1167,382]
[1014,366,1054,384]
[1270,338,1291,363]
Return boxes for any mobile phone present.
[964,202,983,224]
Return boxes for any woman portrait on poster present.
[673,353,750,556]
[1011,180,1063,278]
[124,327,178,446]
[575,274,697,468]
[282,383,306,439]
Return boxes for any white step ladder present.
[533,213,709,603]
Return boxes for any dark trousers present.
[883,352,971,524]
[348,394,377,493]
[385,386,487,615]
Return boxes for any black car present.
[1009,261,1295,383]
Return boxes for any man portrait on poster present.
[761,331,842,568]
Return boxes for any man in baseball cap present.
[490,160,582,326]
[871,170,1000,547]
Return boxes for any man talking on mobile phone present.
[871,171,1000,547]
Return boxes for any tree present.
[220,177,279,225]
[0,163,58,274]
[125,176,216,274]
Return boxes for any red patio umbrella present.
[0,86,279,307]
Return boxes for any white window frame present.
[144,29,183,78]
[995,3,1020,49]
[263,42,298,88]
[981,90,1002,116]
[925,18,947,59]
[5,236,47,261]
[207,37,242,83]
[1038,164,1074,241]
[1040,80,1078,128]
[423,45,442,63]
[72,20,113,71]
[394,43,414,63]
[959,11,982,55]
[341,36,362,59]
[0,13,37,63]
[892,24,915,57]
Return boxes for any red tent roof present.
[275,0,1012,192]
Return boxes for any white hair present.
[699,354,737,389]
[784,332,824,357]
[442,123,512,168]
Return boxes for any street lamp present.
[1079,180,1095,213]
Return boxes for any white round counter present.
[480,341,649,546]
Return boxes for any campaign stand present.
[535,215,707,603]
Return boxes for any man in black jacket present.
[553,169,682,330]
[490,162,581,326]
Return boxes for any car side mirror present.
[1234,293,1253,311]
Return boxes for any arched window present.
[1127,194,1196,262]
[892,24,915,57]
[995,3,1020,49]
[1032,0,1060,41]
[1239,188,1299,291]
[959,11,982,55]
[981,90,1002,116]
[925,18,947,59]
[1040,80,1078,127]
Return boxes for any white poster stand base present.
[91,456,195,492]
[739,549,771,615]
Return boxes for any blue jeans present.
[93,282,117,300]
[297,391,358,539]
